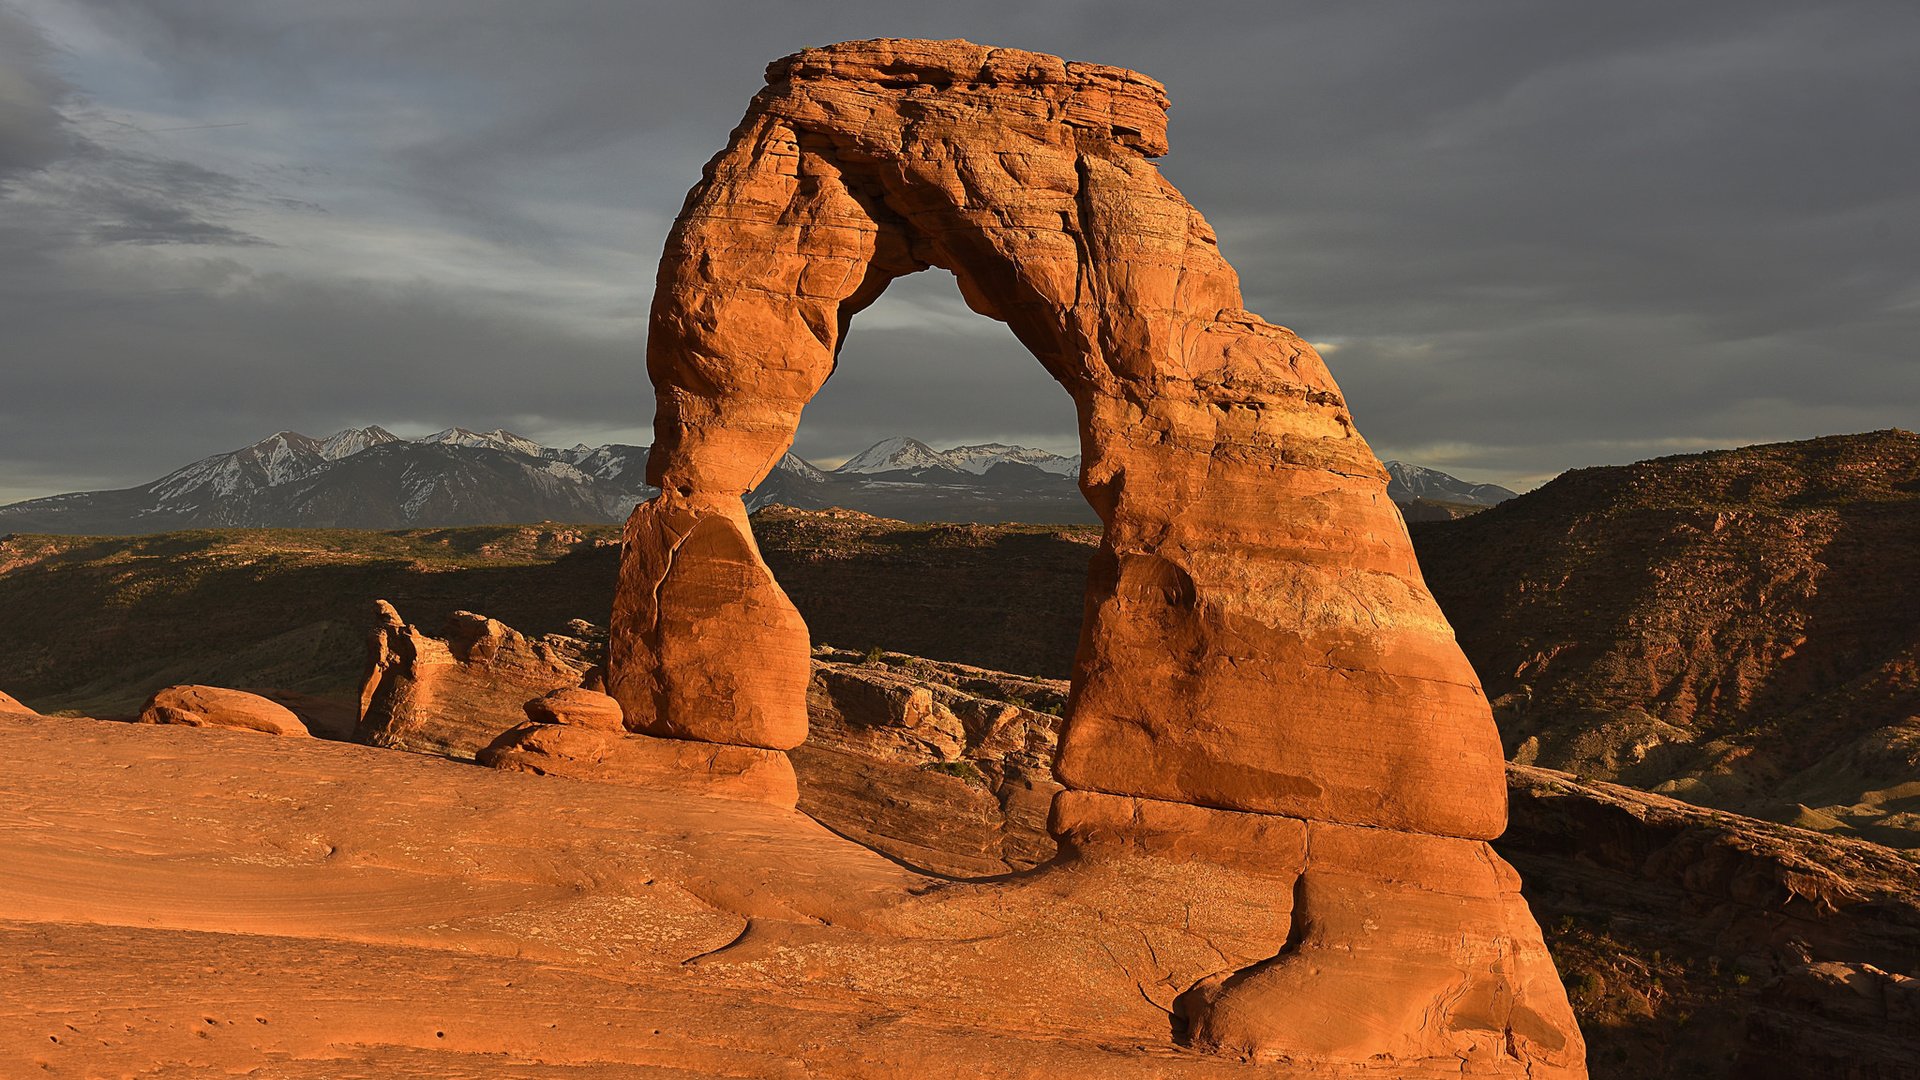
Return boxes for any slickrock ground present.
[2,711,1510,1080]
[6,652,1914,1077]
[1413,430,1920,847]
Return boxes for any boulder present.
[0,689,34,715]
[137,685,310,737]
[523,687,625,730]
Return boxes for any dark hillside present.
[1412,430,1920,846]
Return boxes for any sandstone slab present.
[478,721,798,807]
[796,649,1064,876]
[137,685,309,737]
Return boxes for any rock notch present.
[608,38,1584,1073]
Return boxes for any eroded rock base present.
[1055,791,1586,1074]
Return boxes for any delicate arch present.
[608,38,1507,841]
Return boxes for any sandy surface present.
[1,714,1510,1077]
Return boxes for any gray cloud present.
[0,0,1915,502]
[0,6,72,176]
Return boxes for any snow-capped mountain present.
[0,428,1514,535]
[317,425,403,461]
[557,443,650,483]
[420,427,548,459]
[1383,461,1517,507]
[942,443,1079,476]
[143,431,329,510]
[834,437,1080,477]
[774,451,833,484]
[834,437,955,474]
[0,427,653,535]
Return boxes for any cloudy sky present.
[1,0,1915,502]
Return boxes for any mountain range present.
[0,427,1513,534]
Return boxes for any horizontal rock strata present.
[796,649,1064,876]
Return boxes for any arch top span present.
[614,37,1502,839]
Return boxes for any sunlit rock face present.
[608,38,1584,1074]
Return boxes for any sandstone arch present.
[609,39,1584,1073]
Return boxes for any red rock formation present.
[797,648,1065,876]
[606,38,1578,1072]
[478,722,798,807]
[137,685,310,737]
[479,685,799,806]
[612,37,1504,833]
[356,601,595,759]
[0,690,34,715]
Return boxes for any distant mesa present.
[0,426,1510,534]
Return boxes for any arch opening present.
[789,267,1092,524]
